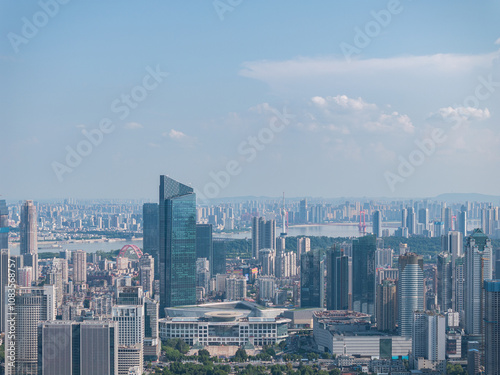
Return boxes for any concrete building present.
[20,200,38,281]
[73,249,87,284]
[225,275,247,301]
[376,280,397,332]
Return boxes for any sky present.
[0,0,499,201]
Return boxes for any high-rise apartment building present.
[352,234,376,315]
[142,203,159,279]
[296,237,310,264]
[159,175,196,312]
[20,200,38,281]
[398,253,424,337]
[376,280,397,332]
[38,321,118,375]
[465,229,493,335]
[112,304,144,375]
[484,279,500,375]
[139,254,154,295]
[225,275,247,301]
[412,311,446,370]
[72,249,87,284]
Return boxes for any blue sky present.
[1,0,499,201]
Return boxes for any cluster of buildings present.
[2,181,500,374]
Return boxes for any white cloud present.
[306,95,414,134]
[166,129,187,139]
[429,106,491,122]
[75,124,86,129]
[240,52,497,82]
[125,122,143,130]
[495,38,500,45]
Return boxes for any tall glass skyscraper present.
[300,250,323,308]
[143,203,159,279]
[159,176,196,314]
[20,200,38,281]
[352,234,376,315]
[398,252,424,337]
[484,279,500,375]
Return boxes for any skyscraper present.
[418,208,429,231]
[437,252,452,312]
[412,311,446,370]
[484,279,500,375]
[300,250,323,308]
[0,199,8,250]
[398,253,424,337]
[6,285,56,375]
[142,203,159,279]
[212,239,227,276]
[252,217,276,258]
[326,246,349,310]
[372,210,382,237]
[20,200,38,281]
[159,175,196,312]
[73,249,87,284]
[352,234,376,315]
[225,275,247,301]
[38,321,118,375]
[196,223,213,270]
[376,280,397,332]
[112,304,144,375]
[299,199,308,224]
[458,208,467,238]
[465,228,493,335]
[444,207,452,234]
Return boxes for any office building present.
[20,200,38,281]
[458,208,467,238]
[299,199,308,223]
[484,279,500,375]
[398,253,424,337]
[251,217,276,258]
[444,207,453,234]
[212,239,227,276]
[352,234,376,315]
[376,280,397,332]
[437,252,452,312]
[465,228,493,335]
[73,249,87,284]
[159,175,196,312]
[326,246,349,311]
[300,250,323,308]
[196,223,213,260]
[5,285,56,375]
[372,210,382,237]
[38,321,118,375]
[142,203,159,279]
[418,208,429,231]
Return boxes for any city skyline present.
[1,2,500,200]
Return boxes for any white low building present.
[159,310,290,347]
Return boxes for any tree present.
[233,348,248,362]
